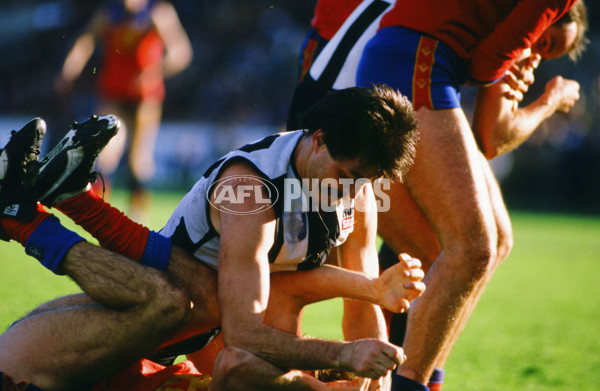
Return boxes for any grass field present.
[1,190,599,390]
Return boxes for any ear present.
[312,129,326,150]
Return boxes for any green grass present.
[1,192,599,390]
[302,212,600,390]
[442,212,600,390]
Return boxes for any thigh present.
[406,107,498,250]
[0,301,155,390]
[377,181,440,271]
[481,154,513,263]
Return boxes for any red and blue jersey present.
[379,0,576,83]
[311,0,363,40]
[97,2,165,102]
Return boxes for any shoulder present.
[210,160,276,222]
[219,159,262,178]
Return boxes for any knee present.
[451,232,498,281]
[150,277,193,329]
[495,219,513,266]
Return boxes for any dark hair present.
[556,0,588,61]
[298,85,419,181]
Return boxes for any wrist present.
[337,341,355,371]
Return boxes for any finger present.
[513,76,528,93]
[404,268,425,280]
[381,344,404,367]
[506,65,523,81]
[398,253,422,269]
[520,67,535,86]
[504,88,523,102]
[372,362,393,379]
[375,354,399,372]
[528,53,541,69]
[503,70,520,90]
[405,281,426,292]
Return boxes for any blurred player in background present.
[56,0,193,223]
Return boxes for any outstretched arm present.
[268,254,424,327]
[472,55,580,159]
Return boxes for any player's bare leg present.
[431,153,513,369]
[0,241,192,391]
[31,114,221,342]
[0,120,192,390]
[388,107,505,384]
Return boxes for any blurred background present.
[0,0,599,215]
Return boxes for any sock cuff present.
[25,216,86,275]
[140,231,172,271]
[429,368,445,383]
[391,374,430,391]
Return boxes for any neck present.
[292,134,311,179]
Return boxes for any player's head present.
[298,85,419,182]
[533,0,588,61]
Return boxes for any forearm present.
[212,346,331,391]
[271,265,380,307]
[473,83,557,159]
[224,320,347,371]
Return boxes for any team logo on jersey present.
[208,175,278,215]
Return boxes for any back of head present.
[298,85,419,181]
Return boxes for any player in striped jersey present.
[0,85,423,390]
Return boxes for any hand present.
[502,53,541,102]
[543,76,580,113]
[375,253,426,313]
[339,339,406,380]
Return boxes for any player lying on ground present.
[0,85,422,390]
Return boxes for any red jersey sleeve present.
[468,0,576,83]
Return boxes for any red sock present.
[55,188,149,261]
[1,203,52,245]
[428,383,443,391]
[427,368,444,391]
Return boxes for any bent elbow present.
[476,129,503,160]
